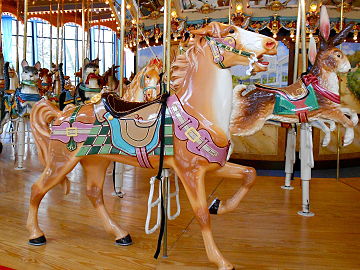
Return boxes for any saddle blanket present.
[76,111,174,158]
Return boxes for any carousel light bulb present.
[273,33,277,38]
[290,32,294,38]
[126,4,131,9]
[105,0,109,4]
[309,33,313,38]
[155,38,158,43]
[131,19,136,24]
[171,10,177,18]
[309,3,317,13]
[236,3,243,13]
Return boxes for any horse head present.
[141,58,162,101]
[190,22,278,73]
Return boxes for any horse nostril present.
[265,41,276,50]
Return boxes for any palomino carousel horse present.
[28,22,277,269]
[209,6,358,216]
[122,58,163,101]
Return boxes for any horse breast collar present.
[302,74,340,104]
[167,94,229,166]
[205,36,258,75]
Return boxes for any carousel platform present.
[0,138,359,269]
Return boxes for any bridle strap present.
[204,36,258,74]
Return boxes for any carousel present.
[0,0,359,269]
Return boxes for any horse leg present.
[208,162,256,215]
[175,167,234,270]
[27,157,80,245]
[81,158,131,245]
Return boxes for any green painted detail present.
[66,105,83,151]
[67,139,77,152]
[273,83,319,115]
[76,112,174,157]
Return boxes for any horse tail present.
[230,85,275,136]
[30,99,60,166]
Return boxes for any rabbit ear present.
[34,61,41,70]
[319,5,330,41]
[308,36,317,66]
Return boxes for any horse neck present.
[126,69,145,101]
[87,78,99,88]
[175,47,233,140]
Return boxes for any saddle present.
[102,92,167,118]
[254,80,307,101]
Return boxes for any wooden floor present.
[0,131,360,269]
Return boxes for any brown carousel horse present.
[28,22,277,269]
[102,64,120,91]
[38,68,53,96]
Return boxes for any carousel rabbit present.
[76,58,102,101]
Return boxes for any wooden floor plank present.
[0,134,359,269]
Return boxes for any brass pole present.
[336,0,345,181]
[16,0,19,73]
[56,1,60,67]
[82,0,86,69]
[163,0,171,94]
[119,1,126,96]
[60,0,64,64]
[228,0,232,25]
[23,0,28,61]
[293,0,301,81]
[50,0,53,67]
[300,0,306,73]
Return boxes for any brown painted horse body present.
[28,22,277,269]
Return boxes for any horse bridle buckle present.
[66,127,78,137]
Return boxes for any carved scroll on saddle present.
[254,80,308,101]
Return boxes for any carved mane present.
[171,36,205,91]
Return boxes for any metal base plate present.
[281,185,294,190]
[297,211,315,217]
[112,191,125,198]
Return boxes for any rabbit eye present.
[229,29,235,34]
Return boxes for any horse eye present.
[229,29,235,34]
[337,54,341,58]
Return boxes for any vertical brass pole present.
[82,0,86,69]
[49,0,53,67]
[56,1,60,67]
[60,0,64,64]
[300,0,306,73]
[293,0,301,81]
[228,0,232,25]
[23,0,28,61]
[119,0,126,96]
[336,0,345,181]
[164,0,171,94]
[16,0,20,73]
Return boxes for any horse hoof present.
[209,198,220,215]
[29,235,46,246]
[115,234,132,246]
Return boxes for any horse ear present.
[190,22,233,38]
[319,5,330,41]
[93,58,99,66]
[331,23,354,47]
[308,36,317,66]
[21,59,28,68]
[34,61,41,70]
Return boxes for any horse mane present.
[123,67,145,100]
[171,35,205,91]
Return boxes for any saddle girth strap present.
[67,105,83,151]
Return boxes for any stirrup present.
[145,176,162,234]
[167,171,180,221]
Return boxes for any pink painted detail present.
[50,121,93,143]
[141,147,153,168]
[72,122,94,142]
[303,74,340,104]
[51,122,71,143]
[167,95,229,166]
[136,147,147,168]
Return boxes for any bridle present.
[204,36,258,75]
[140,68,158,97]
